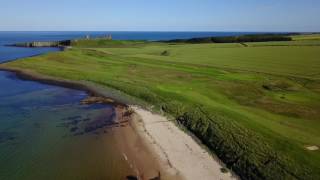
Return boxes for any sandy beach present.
[0,66,237,180]
[131,106,237,180]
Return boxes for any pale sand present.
[131,106,238,180]
[305,145,319,151]
[0,66,238,179]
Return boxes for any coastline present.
[131,106,237,180]
[0,65,237,180]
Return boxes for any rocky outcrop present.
[10,40,71,48]
[80,96,115,105]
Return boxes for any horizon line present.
[0,30,319,33]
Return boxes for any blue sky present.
[1,0,319,32]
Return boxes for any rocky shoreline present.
[0,66,166,179]
[7,40,71,48]
[0,65,237,180]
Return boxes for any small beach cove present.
[0,32,242,180]
[0,68,177,180]
[0,65,236,180]
[0,70,143,179]
[0,32,161,180]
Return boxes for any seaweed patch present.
[0,131,16,144]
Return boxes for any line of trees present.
[163,34,292,44]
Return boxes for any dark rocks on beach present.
[126,175,138,180]
[80,96,115,105]
[150,172,161,180]
[126,173,161,180]
[123,108,134,117]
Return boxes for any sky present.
[0,0,319,32]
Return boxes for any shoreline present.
[131,106,237,180]
[0,66,237,180]
[0,66,142,106]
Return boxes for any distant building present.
[83,34,111,40]
[106,34,112,40]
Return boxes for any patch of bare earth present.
[305,145,319,151]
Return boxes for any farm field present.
[1,36,320,179]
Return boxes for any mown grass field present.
[2,36,320,179]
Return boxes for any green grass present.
[71,39,151,48]
[2,37,320,180]
[98,43,320,79]
[291,34,320,41]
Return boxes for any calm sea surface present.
[0,31,257,179]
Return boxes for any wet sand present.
[113,106,181,180]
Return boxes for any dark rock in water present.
[61,115,82,121]
[58,118,83,131]
[126,175,138,180]
[74,132,84,136]
[33,122,41,128]
[70,127,78,132]
[84,122,109,133]
[82,118,90,121]
[70,120,81,126]
[83,109,116,133]
[67,116,82,120]
[0,132,16,143]
[60,108,116,135]
[61,119,81,128]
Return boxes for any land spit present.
[8,40,71,48]
[0,66,237,180]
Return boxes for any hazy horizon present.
[1,0,320,32]
[0,30,318,33]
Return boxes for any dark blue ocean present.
[0,31,255,179]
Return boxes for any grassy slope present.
[2,38,320,179]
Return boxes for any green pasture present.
[2,36,320,179]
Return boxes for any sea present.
[0,31,257,180]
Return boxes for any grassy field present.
[1,36,320,179]
[291,33,320,41]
